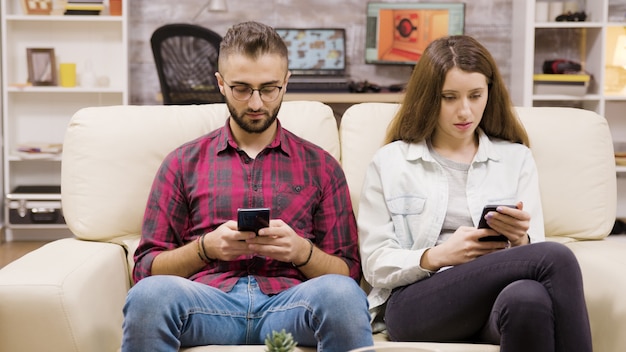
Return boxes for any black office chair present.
[151,23,224,105]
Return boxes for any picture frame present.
[27,48,57,86]
[20,0,53,15]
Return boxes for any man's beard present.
[226,97,281,134]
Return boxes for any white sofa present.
[0,101,624,352]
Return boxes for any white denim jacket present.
[357,129,545,312]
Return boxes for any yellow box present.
[59,63,76,87]
[533,73,590,95]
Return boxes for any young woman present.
[358,35,592,352]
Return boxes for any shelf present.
[535,22,603,29]
[1,0,128,238]
[7,86,126,94]
[532,94,602,101]
[8,154,62,162]
[5,15,123,22]
[604,95,626,101]
[284,92,404,104]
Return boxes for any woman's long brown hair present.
[385,35,529,146]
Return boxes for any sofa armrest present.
[564,237,626,352]
[0,238,130,352]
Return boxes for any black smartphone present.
[478,204,516,242]
[237,208,270,235]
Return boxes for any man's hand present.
[244,219,309,264]
[203,220,255,261]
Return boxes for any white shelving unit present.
[511,0,626,219]
[1,0,128,240]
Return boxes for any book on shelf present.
[64,9,101,15]
[532,73,591,83]
[63,1,104,15]
[532,73,590,96]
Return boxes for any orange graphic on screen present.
[377,9,449,62]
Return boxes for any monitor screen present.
[275,28,346,76]
[365,2,465,65]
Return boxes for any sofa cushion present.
[61,101,338,242]
[339,103,399,215]
[515,107,615,240]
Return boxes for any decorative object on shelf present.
[535,1,549,22]
[613,35,626,70]
[20,0,53,15]
[542,58,582,74]
[59,62,77,87]
[548,1,563,21]
[80,59,96,87]
[563,1,579,14]
[15,142,63,159]
[109,0,122,15]
[606,34,626,94]
[16,142,63,154]
[555,11,587,22]
[26,47,57,86]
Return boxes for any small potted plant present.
[265,329,297,352]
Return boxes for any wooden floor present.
[0,240,50,269]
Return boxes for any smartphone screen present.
[237,208,270,235]
[478,204,516,242]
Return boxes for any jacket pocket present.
[387,195,426,248]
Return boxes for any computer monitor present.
[275,28,347,77]
[365,2,465,65]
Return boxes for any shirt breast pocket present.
[387,195,426,248]
[272,183,318,232]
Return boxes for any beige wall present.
[129,0,514,104]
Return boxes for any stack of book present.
[533,73,591,96]
[64,0,104,15]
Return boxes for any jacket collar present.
[405,128,502,164]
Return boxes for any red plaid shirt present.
[133,119,361,294]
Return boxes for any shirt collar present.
[218,118,289,156]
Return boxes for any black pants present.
[384,242,592,352]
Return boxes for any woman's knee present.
[496,280,554,327]
[535,241,577,264]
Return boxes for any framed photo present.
[20,0,53,15]
[27,48,57,86]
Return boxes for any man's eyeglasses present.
[223,80,284,102]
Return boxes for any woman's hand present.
[483,201,530,247]
[420,226,509,271]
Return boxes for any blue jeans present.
[122,274,373,352]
